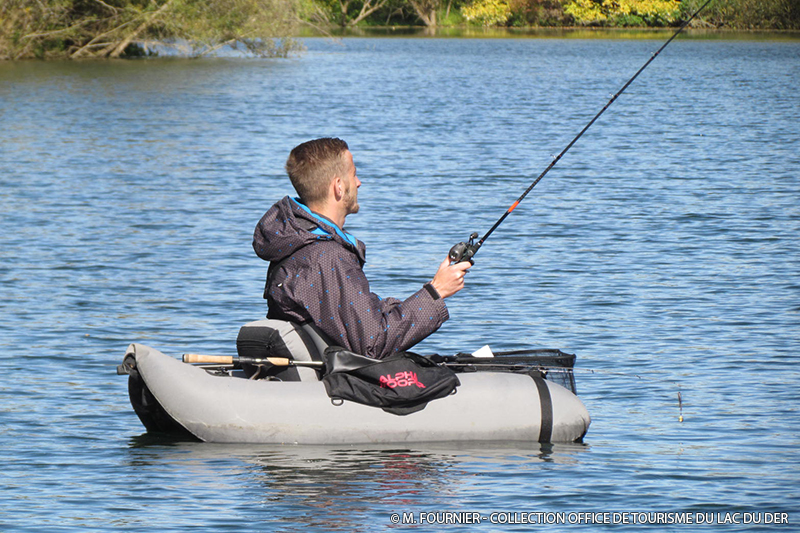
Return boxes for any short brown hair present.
[285,138,350,205]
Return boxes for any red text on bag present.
[379,371,426,389]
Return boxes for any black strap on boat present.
[532,376,553,443]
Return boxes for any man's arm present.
[270,248,470,359]
[316,256,450,358]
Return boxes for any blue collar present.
[291,197,359,249]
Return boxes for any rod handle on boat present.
[183,353,234,364]
[182,353,320,367]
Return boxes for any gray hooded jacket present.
[253,196,449,359]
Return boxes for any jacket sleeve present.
[273,245,448,359]
[329,256,449,358]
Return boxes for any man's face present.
[342,150,361,215]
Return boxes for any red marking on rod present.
[508,200,520,213]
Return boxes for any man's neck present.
[305,201,345,229]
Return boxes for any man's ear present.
[332,176,344,201]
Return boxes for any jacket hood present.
[253,196,366,264]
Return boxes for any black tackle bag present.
[321,347,460,415]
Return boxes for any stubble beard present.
[345,183,359,215]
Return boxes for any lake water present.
[1,35,798,531]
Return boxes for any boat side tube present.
[123,344,590,444]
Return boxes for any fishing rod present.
[449,0,714,264]
[183,353,323,368]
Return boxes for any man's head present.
[286,138,359,217]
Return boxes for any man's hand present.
[430,255,472,299]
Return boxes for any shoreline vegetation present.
[2,0,799,60]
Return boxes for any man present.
[253,138,471,359]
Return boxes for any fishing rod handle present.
[183,353,234,364]
[449,232,480,264]
[448,242,474,264]
[183,353,323,367]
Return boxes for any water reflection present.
[123,438,589,530]
[305,26,800,41]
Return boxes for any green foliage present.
[166,0,301,53]
[680,0,800,29]
[1,0,303,60]
[462,0,512,25]
[563,0,681,26]
[439,8,467,26]
[506,0,570,26]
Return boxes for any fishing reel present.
[449,232,480,264]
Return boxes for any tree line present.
[2,0,798,60]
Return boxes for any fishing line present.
[551,367,687,421]
[449,0,715,263]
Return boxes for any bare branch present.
[298,17,341,41]
[196,37,240,57]
[108,0,175,58]
[21,19,92,40]
[407,0,438,26]
[71,20,135,58]
[91,0,120,14]
[350,0,389,25]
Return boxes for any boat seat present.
[236,319,330,381]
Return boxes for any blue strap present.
[291,198,359,249]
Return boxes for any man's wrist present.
[423,282,441,300]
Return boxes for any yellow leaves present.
[564,0,608,23]
[461,0,512,26]
[564,0,682,25]
[619,0,680,18]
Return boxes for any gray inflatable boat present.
[120,340,591,445]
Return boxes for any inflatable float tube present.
[120,343,590,444]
